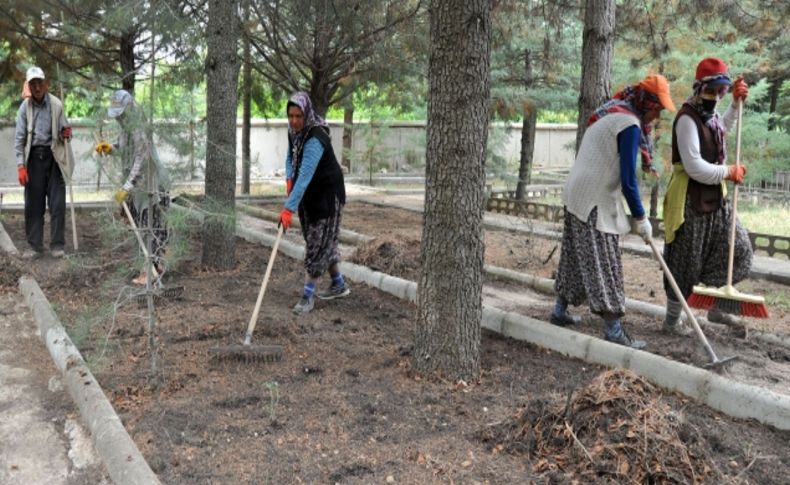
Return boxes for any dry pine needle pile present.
[481,369,718,484]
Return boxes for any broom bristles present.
[687,292,715,310]
[688,288,769,319]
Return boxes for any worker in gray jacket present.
[14,66,74,258]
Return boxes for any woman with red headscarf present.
[661,58,751,330]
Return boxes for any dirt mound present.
[0,252,26,289]
[481,369,718,483]
[350,236,421,281]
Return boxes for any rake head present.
[136,286,185,307]
[208,343,283,364]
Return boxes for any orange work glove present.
[725,164,747,184]
[61,126,72,139]
[278,208,293,231]
[286,177,294,195]
[18,166,28,186]
[732,77,748,103]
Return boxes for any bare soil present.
[2,202,790,484]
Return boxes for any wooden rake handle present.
[646,238,721,363]
[726,101,744,287]
[121,200,160,280]
[244,225,284,345]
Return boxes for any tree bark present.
[413,0,490,380]
[342,105,354,173]
[575,0,615,153]
[241,0,252,194]
[202,0,240,270]
[119,29,136,92]
[768,77,780,131]
[516,100,537,200]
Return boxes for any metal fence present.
[485,195,790,260]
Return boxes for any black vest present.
[671,105,724,213]
[290,126,346,219]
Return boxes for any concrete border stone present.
[18,276,160,484]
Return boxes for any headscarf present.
[287,91,329,163]
[587,85,664,174]
[682,75,730,165]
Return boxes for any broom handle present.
[244,225,284,345]
[647,238,719,362]
[726,101,743,288]
[64,138,79,251]
[58,77,79,251]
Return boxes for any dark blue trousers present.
[24,146,65,252]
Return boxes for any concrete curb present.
[235,202,373,246]
[0,222,18,255]
[18,276,161,485]
[483,262,790,352]
[225,212,790,431]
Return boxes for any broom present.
[687,101,769,318]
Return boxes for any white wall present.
[0,119,577,186]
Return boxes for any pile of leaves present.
[351,236,421,281]
[481,369,719,484]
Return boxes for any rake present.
[687,101,769,318]
[209,225,284,363]
[647,238,736,369]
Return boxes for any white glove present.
[636,217,652,242]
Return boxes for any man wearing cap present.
[551,74,676,349]
[662,58,751,328]
[96,90,171,285]
[14,66,74,258]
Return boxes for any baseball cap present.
[107,89,133,118]
[26,66,46,82]
[637,74,676,112]
[695,57,731,86]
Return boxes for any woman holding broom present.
[278,91,349,315]
[551,74,676,349]
[662,57,752,329]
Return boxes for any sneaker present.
[20,248,44,260]
[292,296,315,315]
[549,313,581,327]
[707,309,742,326]
[605,330,647,349]
[662,319,694,336]
[132,271,149,286]
[317,283,351,300]
[51,248,65,258]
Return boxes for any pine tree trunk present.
[575,0,615,153]
[413,0,490,380]
[241,0,252,194]
[342,105,354,173]
[516,100,537,200]
[202,0,240,270]
[768,77,780,131]
[120,29,136,92]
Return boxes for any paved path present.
[0,291,108,485]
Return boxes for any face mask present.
[701,98,718,112]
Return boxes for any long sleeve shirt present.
[14,95,67,166]
[675,102,738,185]
[115,127,154,192]
[284,137,324,212]
[617,125,646,219]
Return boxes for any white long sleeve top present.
[675,102,738,184]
